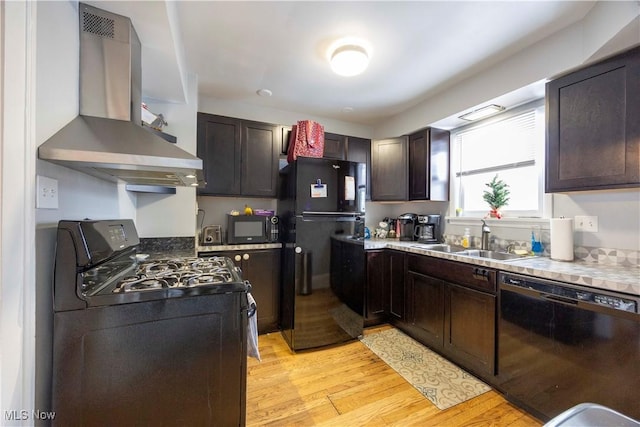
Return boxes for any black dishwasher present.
[496,272,640,422]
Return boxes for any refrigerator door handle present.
[294,247,312,296]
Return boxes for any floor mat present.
[360,328,491,410]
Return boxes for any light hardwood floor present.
[247,325,543,426]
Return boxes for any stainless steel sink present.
[455,249,534,261]
[411,244,454,252]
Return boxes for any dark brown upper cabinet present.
[323,132,347,160]
[279,128,369,160]
[346,136,372,200]
[346,136,370,164]
[197,113,279,197]
[372,128,450,202]
[280,127,371,198]
[371,136,409,201]
[546,46,640,192]
[408,127,450,201]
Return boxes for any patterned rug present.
[360,328,491,410]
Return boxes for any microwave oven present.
[226,214,279,244]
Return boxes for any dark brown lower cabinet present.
[366,250,497,378]
[404,254,497,379]
[445,283,496,377]
[217,249,280,334]
[407,271,444,350]
[388,251,406,322]
[364,250,406,326]
[365,250,387,326]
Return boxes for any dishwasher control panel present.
[593,294,636,312]
[500,272,638,314]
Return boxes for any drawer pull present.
[473,268,490,281]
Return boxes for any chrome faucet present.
[481,220,491,250]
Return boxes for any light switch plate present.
[575,215,598,232]
[37,175,58,209]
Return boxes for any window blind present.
[452,106,544,215]
[455,110,536,177]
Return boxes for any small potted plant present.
[482,175,510,219]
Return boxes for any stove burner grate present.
[185,272,234,287]
[110,256,240,294]
[115,277,169,293]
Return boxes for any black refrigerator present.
[278,157,366,351]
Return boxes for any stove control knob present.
[243,253,250,260]
[234,255,241,262]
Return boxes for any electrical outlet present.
[37,175,59,209]
[575,215,598,232]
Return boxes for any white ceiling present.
[87,1,598,129]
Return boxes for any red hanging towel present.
[287,120,325,163]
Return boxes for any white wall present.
[364,201,449,231]
[195,96,375,234]
[31,0,136,417]
[373,1,640,138]
[196,196,278,240]
[198,97,373,139]
[136,72,200,238]
[363,1,640,251]
[1,1,37,421]
[553,190,640,251]
[3,0,639,419]
[34,0,136,224]
[196,2,640,254]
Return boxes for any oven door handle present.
[245,289,257,318]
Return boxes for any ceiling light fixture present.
[459,104,506,121]
[329,43,369,77]
[256,88,273,97]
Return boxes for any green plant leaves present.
[482,174,510,210]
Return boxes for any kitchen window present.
[451,99,545,218]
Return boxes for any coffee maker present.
[415,214,442,243]
[397,213,418,241]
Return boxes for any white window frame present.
[450,99,549,221]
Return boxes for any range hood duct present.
[38,3,203,188]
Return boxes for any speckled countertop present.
[197,243,282,253]
[365,239,640,297]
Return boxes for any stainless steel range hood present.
[38,3,203,188]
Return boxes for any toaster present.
[201,225,222,245]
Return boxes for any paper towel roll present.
[550,218,574,261]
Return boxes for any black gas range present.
[51,219,249,426]
[54,220,249,310]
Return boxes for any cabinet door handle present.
[234,255,242,262]
[243,253,250,261]
[472,268,490,281]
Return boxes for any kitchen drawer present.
[407,254,496,294]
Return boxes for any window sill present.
[446,216,549,230]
